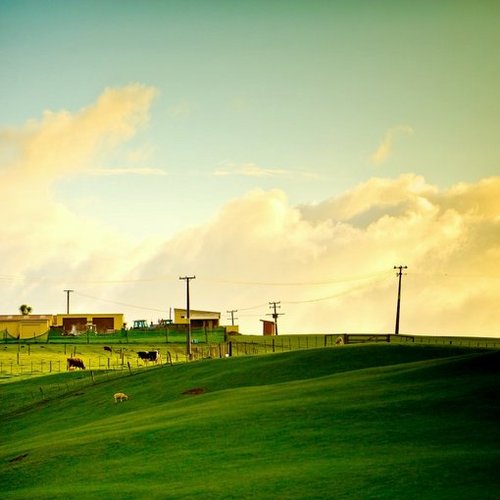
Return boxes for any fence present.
[226,333,500,357]
[1,333,499,378]
[0,362,153,417]
[1,326,227,345]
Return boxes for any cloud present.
[85,167,167,176]
[0,87,498,335]
[168,100,193,119]
[0,85,159,301]
[214,163,289,177]
[0,84,157,184]
[213,163,319,179]
[132,175,500,335]
[370,125,414,165]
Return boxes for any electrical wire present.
[73,292,168,314]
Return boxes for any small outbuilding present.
[260,319,276,336]
[0,315,53,340]
[174,308,221,329]
[53,313,124,334]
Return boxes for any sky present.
[0,0,499,336]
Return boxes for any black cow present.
[137,350,160,363]
[104,346,113,353]
[67,357,85,370]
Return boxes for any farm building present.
[0,313,125,338]
[174,308,220,329]
[0,315,53,340]
[53,313,124,334]
[260,319,276,336]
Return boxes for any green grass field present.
[1,344,499,499]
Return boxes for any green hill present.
[1,344,499,499]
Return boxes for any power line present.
[72,292,168,313]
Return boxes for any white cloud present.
[0,85,159,307]
[131,175,500,335]
[0,87,498,335]
[213,162,319,179]
[370,125,414,165]
[214,163,289,177]
[168,99,194,119]
[85,167,167,176]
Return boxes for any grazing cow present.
[104,346,113,354]
[335,336,344,346]
[67,357,85,370]
[113,392,129,403]
[137,350,161,363]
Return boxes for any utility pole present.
[63,289,74,314]
[179,276,196,359]
[394,266,408,335]
[267,301,284,335]
[227,309,238,326]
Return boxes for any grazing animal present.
[113,392,129,403]
[137,350,161,363]
[104,346,113,353]
[335,336,344,346]
[67,357,85,370]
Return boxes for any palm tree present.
[19,304,32,316]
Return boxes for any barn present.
[0,312,125,339]
[0,315,53,340]
[174,308,221,329]
[53,314,124,334]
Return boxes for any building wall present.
[54,314,124,333]
[261,320,276,336]
[174,308,221,327]
[0,318,52,339]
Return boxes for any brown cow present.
[67,357,85,370]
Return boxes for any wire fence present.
[1,327,227,345]
[226,333,500,356]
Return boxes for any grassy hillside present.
[1,344,499,499]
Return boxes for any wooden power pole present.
[267,301,284,335]
[394,266,408,335]
[63,289,74,314]
[179,276,196,359]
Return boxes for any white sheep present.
[113,392,129,403]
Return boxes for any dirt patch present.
[182,387,205,395]
[9,453,28,463]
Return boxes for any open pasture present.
[0,342,185,381]
[1,344,499,499]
